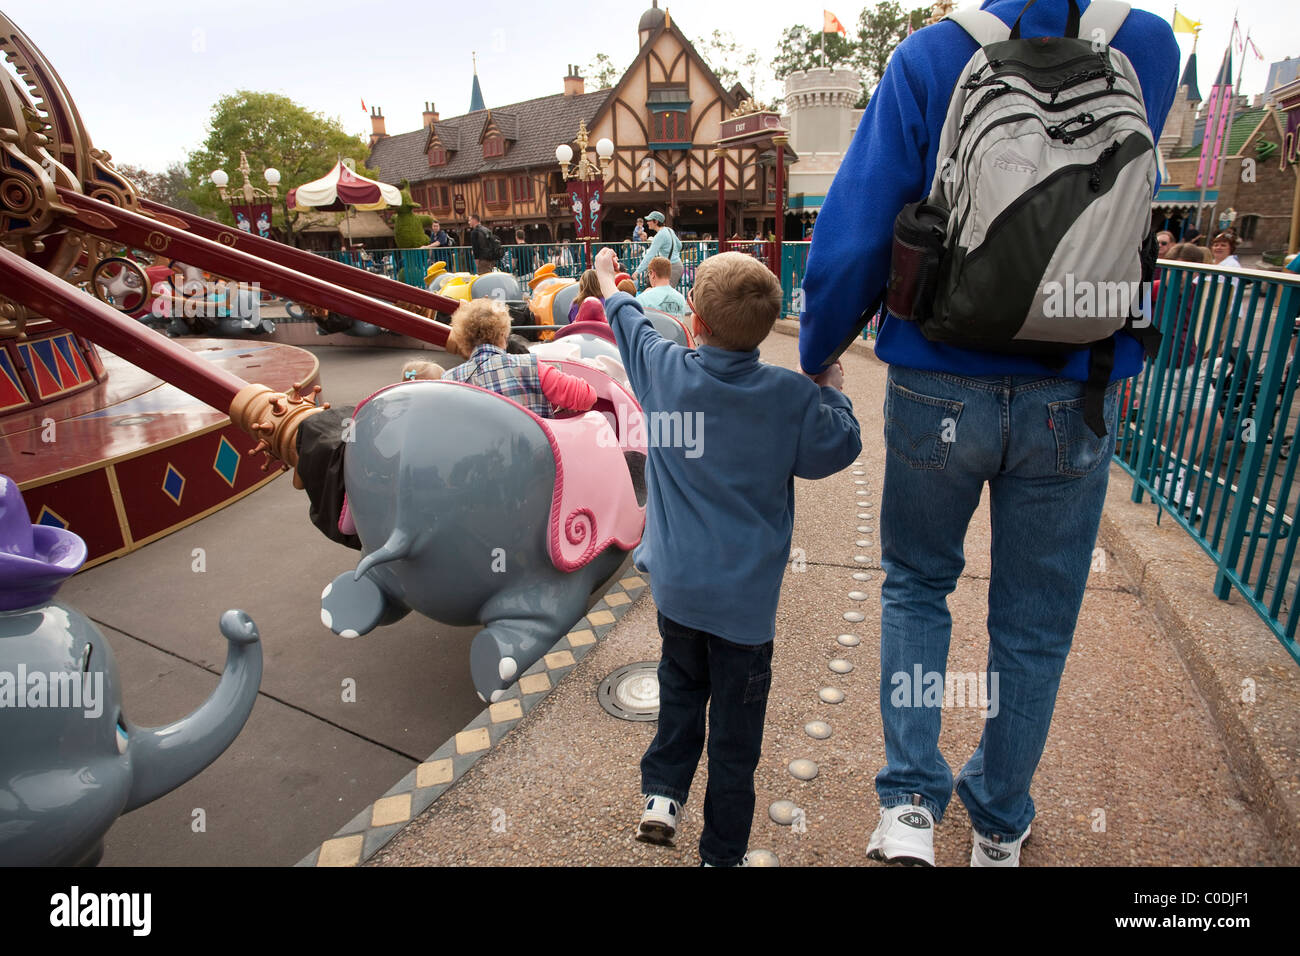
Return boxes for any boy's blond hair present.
[402,360,445,381]
[648,256,672,280]
[447,298,510,357]
[691,252,782,351]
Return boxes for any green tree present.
[855,2,928,93]
[696,29,765,98]
[582,53,620,90]
[116,161,199,213]
[186,91,373,247]
[772,23,856,78]
[771,6,927,107]
[392,180,428,248]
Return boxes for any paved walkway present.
[371,328,1292,867]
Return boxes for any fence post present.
[1216,276,1300,599]
[1130,265,1185,504]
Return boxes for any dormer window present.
[654,112,688,142]
[647,86,691,148]
[483,134,504,158]
[427,147,447,166]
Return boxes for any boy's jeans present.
[641,612,773,867]
[876,366,1120,842]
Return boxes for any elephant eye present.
[115,718,128,755]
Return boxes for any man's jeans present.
[641,612,773,867]
[876,366,1120,842]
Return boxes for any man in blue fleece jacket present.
[800,0,1178,866]
[594,247,860,867]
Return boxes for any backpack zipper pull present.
[1089,140,1122,191]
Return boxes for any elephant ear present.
[534,361,646,572]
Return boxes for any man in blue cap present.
[632,212,683,288]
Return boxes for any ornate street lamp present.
[210,151,280,239]
[556,121,614,240]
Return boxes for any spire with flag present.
[1171,8,1201,36]
[469,51,485,113]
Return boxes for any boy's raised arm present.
[596,248,671,394]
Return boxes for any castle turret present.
[782,68,863,230]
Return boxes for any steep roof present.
[1179,107,1270,159]
[587,18,738,131]
[368,88,612,185]
[1179,49,1201,102]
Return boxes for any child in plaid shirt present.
[442,299,598,416]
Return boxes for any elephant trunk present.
[123,610,263,812]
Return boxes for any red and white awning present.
[287,161,402,212]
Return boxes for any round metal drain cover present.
[597,662,660,721]
[789,758,819,781]
[769,800,799,825]
[805,720,832,739]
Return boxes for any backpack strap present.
[1083,335,1116,438]
[946,8,1012,46]
[1078,0,1131,45]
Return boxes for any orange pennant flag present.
[823,10,847,36]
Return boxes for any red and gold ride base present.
[2,332,319,568]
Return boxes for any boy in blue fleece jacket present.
[594,247,861,867]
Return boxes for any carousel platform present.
[2,337,319,568]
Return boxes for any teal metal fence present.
[312,241,810,304]
[1115,259,1300,665]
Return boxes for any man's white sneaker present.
[866,804,935,866]
[636,794,679,846]
[970,825,1031,867]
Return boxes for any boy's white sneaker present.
[970,825,1031,867]
[636,794,680,847]
[866,804,935,866]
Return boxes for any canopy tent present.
[288,161,403,249]
[287,162,401,212]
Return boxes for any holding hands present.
[806,360,844,392]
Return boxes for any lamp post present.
[210,151,281,240]
[556,121,614,259]
[772,134,788,276]
[715,147,728,252]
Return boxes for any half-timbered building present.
[365,2,792,243]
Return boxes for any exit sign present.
[717,112,783,144]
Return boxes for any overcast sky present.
[5,0,1296,175]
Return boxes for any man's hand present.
[806,361,844,391]
[594,247,621,298]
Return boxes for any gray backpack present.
[888,0,1157,433]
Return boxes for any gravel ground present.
[371,330,1285,866]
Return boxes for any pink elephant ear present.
[575,298,608,325]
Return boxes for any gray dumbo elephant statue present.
[0,475,264,866]
[318,364,647,702]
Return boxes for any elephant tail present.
[354,526,416,580]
